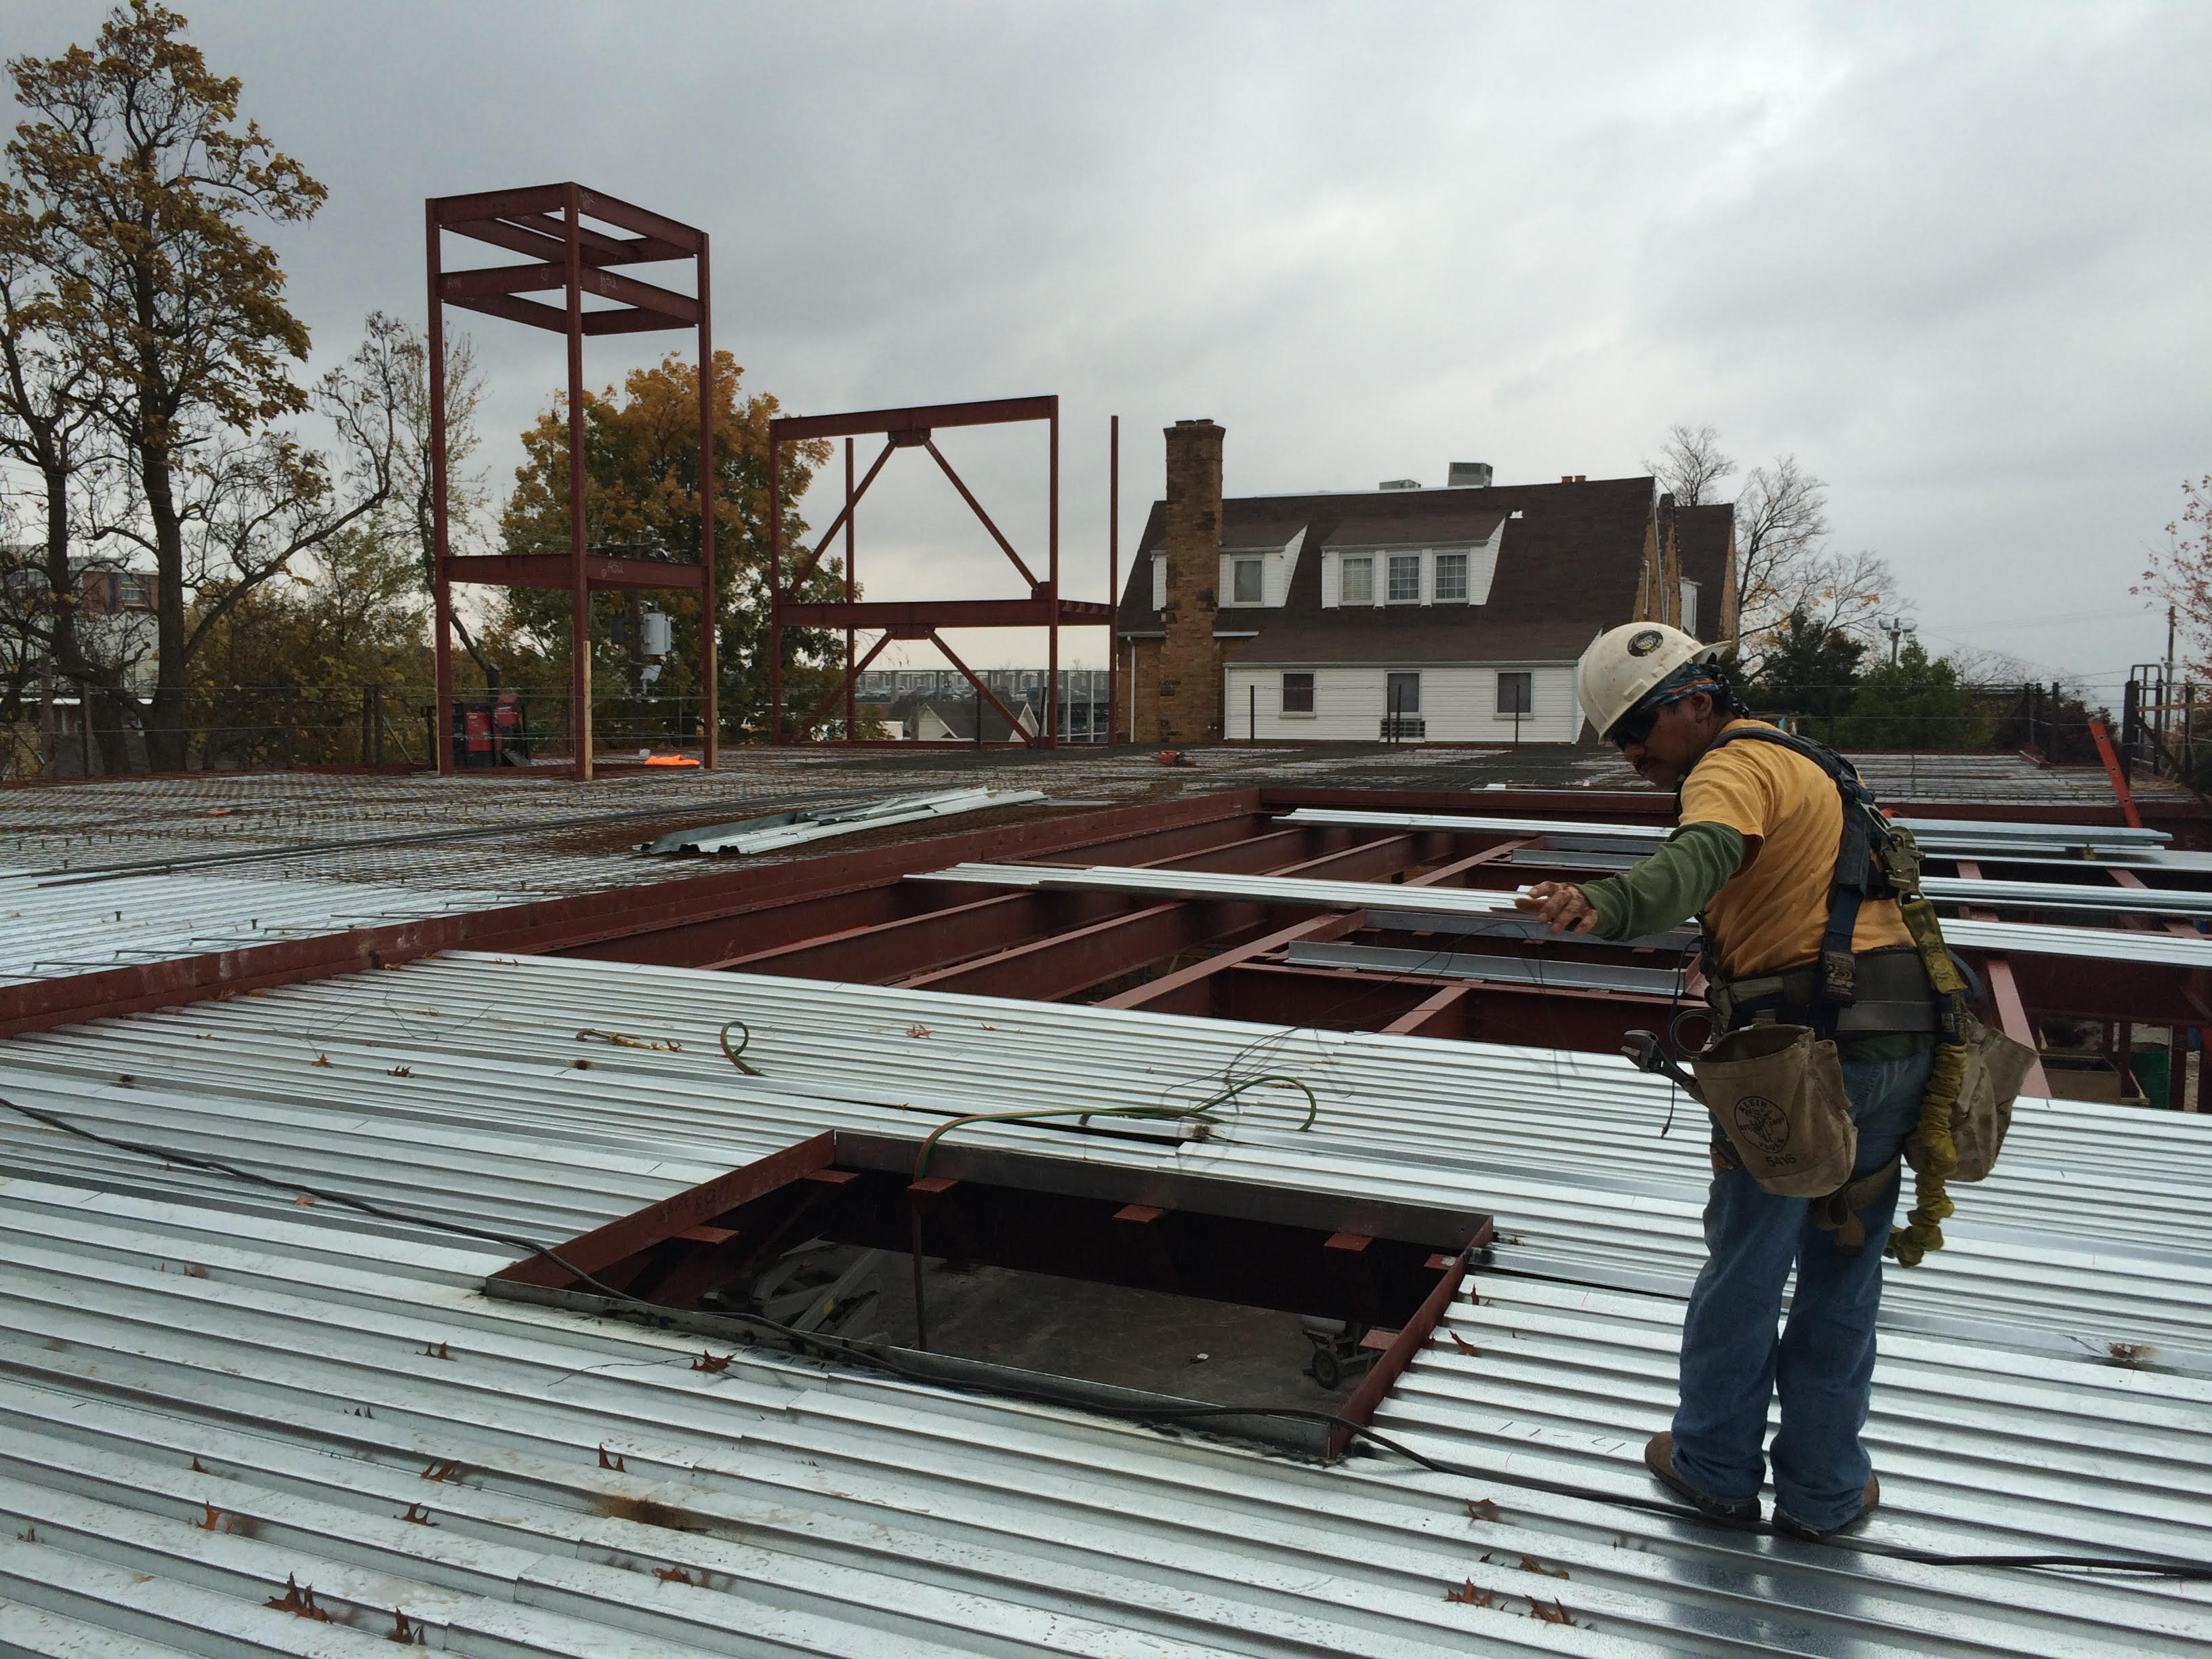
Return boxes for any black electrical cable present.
[6,1091,2209,1582]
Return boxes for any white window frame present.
[1340,555,1375,605]
[1386,552,1423,604]
[1495,671,1534,716]
[1230,556,1264,605]
[1433,551,1469,603]
[1385,670,1422,713]
[1280,670,1315,716]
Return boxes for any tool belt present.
[1706,945,1938,1036]
[1679,726,2034,1260]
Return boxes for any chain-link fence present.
[1,682,726,779]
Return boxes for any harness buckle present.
[1818,947,1858,1008]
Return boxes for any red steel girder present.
[445,554,705,592]
[770,394,1058,445]
[900,899,1273,1000]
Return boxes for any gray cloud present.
[5,1,2206,687]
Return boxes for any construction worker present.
[1514,621,1936,1540]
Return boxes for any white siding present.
[1151,553,1165,611]
[1223,663,1584,743]
[1680,579,1700,636]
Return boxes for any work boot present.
[1774,1477,1881,1542]
[1643,1431,1761,1525]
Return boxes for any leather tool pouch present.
[1692,1023,1858,1197]
[1906,1016,2039,1183]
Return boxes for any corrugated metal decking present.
[918,861,2212,968]
[0,951,2206,1655]
[1273,806,2176,856]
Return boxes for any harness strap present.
[1688,725,1900,1039]
[1808,1154,1903,1256]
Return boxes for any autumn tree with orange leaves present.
[495,352,852,744]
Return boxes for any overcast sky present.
[7,1,2208,689]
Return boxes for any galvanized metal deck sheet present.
[0,952,2206,1654]
[921,860,2212,968]
[0,865,527,986]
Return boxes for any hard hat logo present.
[1628,629,1665,657]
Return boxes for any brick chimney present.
[1155,419,1225,743]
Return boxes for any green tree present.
[1831,639,1991,750]
[186,523,429,768]
[6,2,388,769]
[1749,607,1866,728]
[497,350,842,749]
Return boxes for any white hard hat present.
[1576,623,1725,740]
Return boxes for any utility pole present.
[1877,615,1915,668]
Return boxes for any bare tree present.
[1734,453,1834,642]
[1771,547,1896,644]
[1645,423,1736,507]
[380,315,501,686]
[83,320,400,734]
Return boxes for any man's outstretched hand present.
[1515,880,1600,935]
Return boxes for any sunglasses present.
[1609,704,1660,750]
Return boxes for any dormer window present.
[1231,558,1263,605]
[1386,553,1422,603]
[1340,556,1374,605]
[1434,552,1469,602]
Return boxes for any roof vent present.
[1378,478,1423,491]
[1446,462,1492,489]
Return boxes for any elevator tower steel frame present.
[426,183,716,781]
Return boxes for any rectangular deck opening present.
[486,1130,1492,1456]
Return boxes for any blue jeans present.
[1671,1045,1933,1530]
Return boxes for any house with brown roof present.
[1114,428,1733,745]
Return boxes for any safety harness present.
[1689,726,1973,1265]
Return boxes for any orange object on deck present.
[644,756,701,768]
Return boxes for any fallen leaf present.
[1466,1498,1501,1523]
[1444,1578,1496,1607]
[1448,1331,1481,1358]
[309,1054,331,1068]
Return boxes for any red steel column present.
[844,437,855,743]
[768,430,783,742]
[697,232,718,771]
[1046,397,1059,748]
[1107,414,1119,746]
[565,184,592,781]
[427,201,453,777]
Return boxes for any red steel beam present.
[429,184,569,226]
[715,889,1130,983]
[900,900,1273,1000]
[771,395,1057,445]
[930,630,1041,749]
[495,1133,833,1288]
[1379,982,1478,1040]
[1951,859,2055,1099]
[776,598,1067,632]
[926,438,1039,589]
[437,262,699,325]
[445,554,705,592]
[0,793,1266,1034]
[1101,911,1368,1016]
[783,438,897,596]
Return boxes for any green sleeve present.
[1581,821,1746,941]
